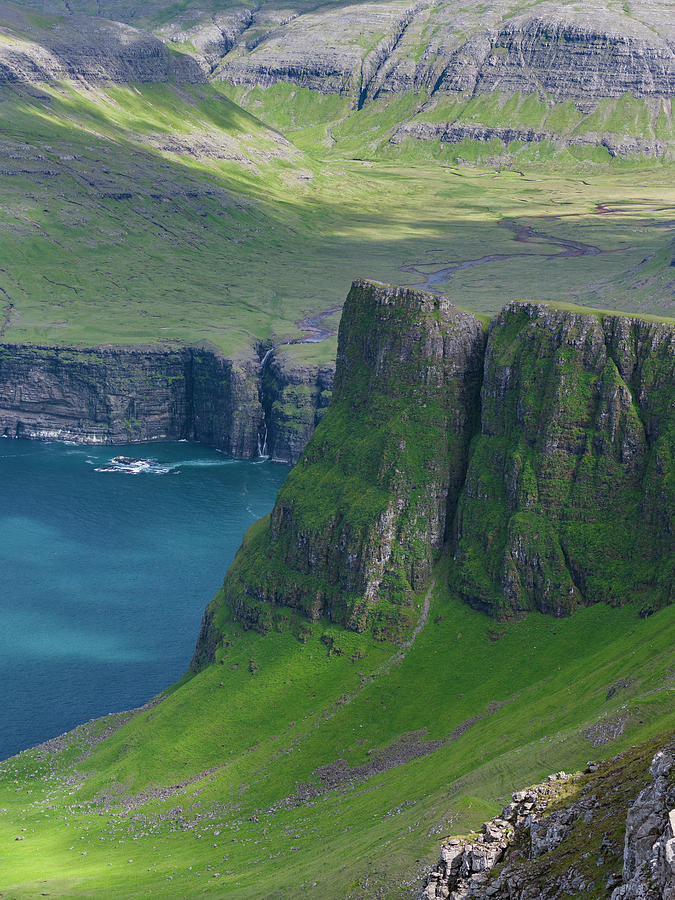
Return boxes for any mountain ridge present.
[0,0,673,157]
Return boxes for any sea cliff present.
[192,280,674,669]
[0,342,332,464]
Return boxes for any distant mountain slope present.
[1,0,673,157]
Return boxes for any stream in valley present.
[0,440,289,760]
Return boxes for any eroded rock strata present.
[0,342,331,463]
[1,1,673,156]
[192,280,673,668]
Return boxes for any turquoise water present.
[0,440,289,761]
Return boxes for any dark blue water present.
[0,440,288,761]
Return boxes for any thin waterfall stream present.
[258,347,274,459]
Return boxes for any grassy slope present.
[1,563,673,898]
[0,80,673,366]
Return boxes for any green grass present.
[0,80,672,366]
[1,564,673,898]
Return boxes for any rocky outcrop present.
[420,739,675,900]
[612,749,675,900]
[0,342,332,462]
[452,303,674,618]
[390,120,672,160]
[191,281,673,666]
[421,772,573,899]
[211,4,674,102]
[212,1,425,95]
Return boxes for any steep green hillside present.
[2,566,674,898]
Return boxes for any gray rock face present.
[211,2,674,102]
[262,348,334,465]
[390,120,672,160]
[431,12,674,101]
[0,342,332,462]
[420,744,675,900]
[0,7,203,84]
[0,343,260,455]
[213,0,424,95]
[420,773,573,899]
[611,750,675,900]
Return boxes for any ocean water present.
[0,440,289,761]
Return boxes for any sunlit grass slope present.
[0,79,673,365]
[1,566,673,898]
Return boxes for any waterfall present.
[257,347,273,459]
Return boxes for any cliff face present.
[431,13,675,101]
[0,8,204,84]
[453,303,674,618]
[192,281,673,669]
[0,342,331,462]
[261,349,334,464]
[198,279,484,647]
[213,6,674,103]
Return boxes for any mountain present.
[0,0,673,159]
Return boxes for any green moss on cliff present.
[198,279,484,648]
[193,287,673,666]
[452,302,674,617]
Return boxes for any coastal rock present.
[193,278,485,653]
[452,302,674,618]
[191,282,673,666]
[0,342,332,463]
[262,349,334,465]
